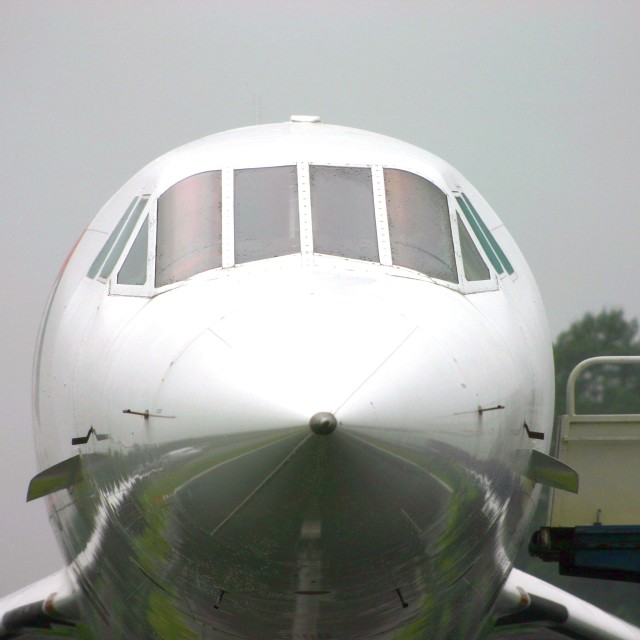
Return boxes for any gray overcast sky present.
[1,0,639,607]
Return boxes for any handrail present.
[566,356,640,416]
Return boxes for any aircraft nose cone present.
[309,411,337,435]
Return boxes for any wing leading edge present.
[0,568,81,639]
[492,568,640,640]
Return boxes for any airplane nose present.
[309,412,337,435]
[153,285,419,440]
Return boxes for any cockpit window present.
[234,166,299,264]
[457,213,490,281]
[456,193,514,276]
[118,215,149,285]
[88,196,148,280]
[106,164,502,295]
[156,171,222,288]
[384,168,457,283]
[310,165,379,262]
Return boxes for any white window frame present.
[378,164,464,293]
[107,164,501,299]
[451,205,498,294]
[109,196,156,297]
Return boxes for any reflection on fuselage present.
[50,419,534,639]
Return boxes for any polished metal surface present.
[309,412,337,435]
[47,415,535,639]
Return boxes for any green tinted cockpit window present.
[456,193,514,276]
[457,213,490,281]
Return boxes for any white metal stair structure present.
[530,356,640,582]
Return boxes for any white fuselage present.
[32,120,554,639]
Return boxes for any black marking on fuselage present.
[123,409,175,419]
[394,588,409,609]
[71,426,109,445]
[478,404,505,415]
[524,422,545,440]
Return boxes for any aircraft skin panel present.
[0,569,82,638]
[492,568,640,640]
[2,119,637,638]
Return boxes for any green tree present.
[553,309,640,416]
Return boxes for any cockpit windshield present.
[156,171,222,288]
[384,168,457,283]
[310,166,379,262]
[153,165,460,285]
[98,164,504,292]
[235,166,300,264]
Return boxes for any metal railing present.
[565,355,640,416]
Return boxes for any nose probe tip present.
[309,412,337,435]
